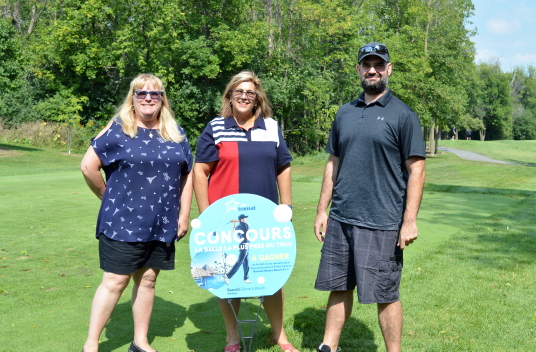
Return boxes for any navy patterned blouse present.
[91,119,192,243]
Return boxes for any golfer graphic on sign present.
[223,214,251,284]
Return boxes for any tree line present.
[1,0,535,155]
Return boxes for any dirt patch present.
[0,148,22,157]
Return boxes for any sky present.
[469,0,536,72]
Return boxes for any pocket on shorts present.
[377,257,403,293]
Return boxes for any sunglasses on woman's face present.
[134,90,163,100]
[232,89,258,100]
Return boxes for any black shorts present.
[314,218,403,304]
[98,235,175,275]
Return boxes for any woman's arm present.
[80,146,106,200]
[276,163,292,206]
[80,120,114,200]
[193,161,216,214]
[177,169,194,240]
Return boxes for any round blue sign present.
[189,194,296,298]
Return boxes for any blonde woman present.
[194,71,297,352]
[81,74,193,352]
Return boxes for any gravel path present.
[437,147,528,165]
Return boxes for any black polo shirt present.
[326,89,425,230]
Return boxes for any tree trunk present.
[27,4,37,35]
[266,0,274,57]
[423,126,428,150]
[11,1,22,32]
[286,0,294,57]
[479,130,486,141]
[434,126,439,154]
[428,122,435,156]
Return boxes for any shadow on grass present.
[444,198,536,269]
[0,143,41,152]
[186,296,273,352]
[294,307,378,351]
[97,296,187,352]
[425,183,536,197]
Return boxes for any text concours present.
[189,194,296,298]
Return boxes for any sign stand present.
[228,296,265,352]
[190,195,296,352]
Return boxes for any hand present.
[177,214,189,241]
[398,220,418,249]
[314,212,329,243]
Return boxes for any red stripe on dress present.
[208,141,240,204]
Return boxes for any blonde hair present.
[113,74,184,143]
[219,70,273,119]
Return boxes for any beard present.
[360,74,388,95]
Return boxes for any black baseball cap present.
[358,42,390,63]
[238,214,248,220]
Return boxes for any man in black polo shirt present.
[313,42,426,352]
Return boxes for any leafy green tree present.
[1,0,496,154]
[35,87,88,125]
[458,113,485,139]
[509,65,536,140]
[468,60,513,140]
[0,18,27,122]
[257,0,375,153]
[512,110,536,140]
[0,18,23,91]
[375,0,476,154]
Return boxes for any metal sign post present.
[190,194,296,351]
[228,296,264,352]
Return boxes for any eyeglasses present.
[134,90,163,100]
[232,89,258,100]
[358,44,389,60]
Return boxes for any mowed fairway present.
[0,142,535,351]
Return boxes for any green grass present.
[425,152,536,195]
[0,143,85,176]
[1,143,535,351]
[439,139,536,164]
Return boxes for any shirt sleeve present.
[91,121,122,168]
[195,122,219,163]
[325,114,339,157]
[276,123,293,167]
[400,110,426,160]
[178,126,193,175]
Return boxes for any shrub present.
[512,111,536,140]
[0,119,98,152]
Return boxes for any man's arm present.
[313,154,339,242]
[398,156,426,249]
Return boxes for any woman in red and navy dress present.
[193,71,297,352]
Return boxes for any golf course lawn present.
[0,141,535,351]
